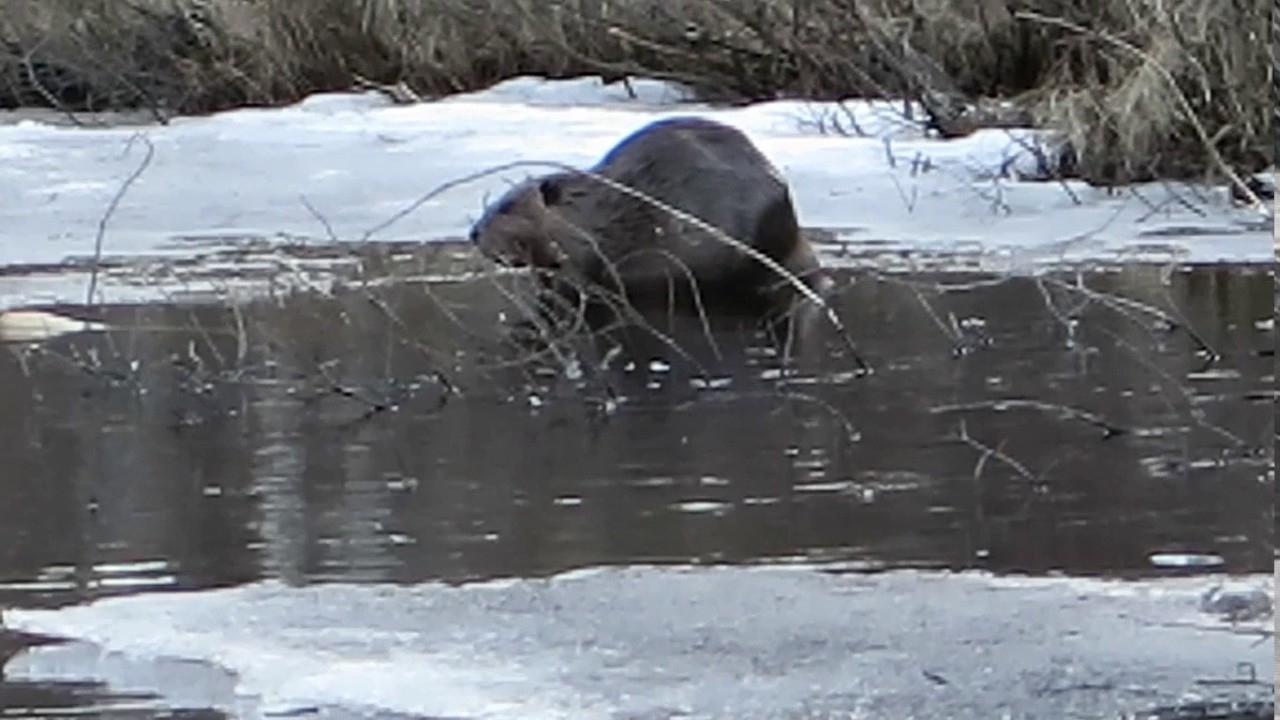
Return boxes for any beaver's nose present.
[467,227,479,244]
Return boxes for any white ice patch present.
[5,567,1272,720]
[0,75,1270,306]
[448,75,696,107]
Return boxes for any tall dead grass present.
[0,0,1270,184]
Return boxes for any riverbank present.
[2,0,1270,188]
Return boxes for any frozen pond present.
[0,76,1273,719]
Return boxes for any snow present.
[5,566,1272,720]
[0,74,1270,310]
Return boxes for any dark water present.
[0,259,1273,716]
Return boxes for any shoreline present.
[0,236,1272,314]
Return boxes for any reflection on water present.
[0,260,1273,714]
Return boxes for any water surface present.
[0,258,1273,717]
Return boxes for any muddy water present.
[0,258,1273,717]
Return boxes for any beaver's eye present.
[538,178,562,205]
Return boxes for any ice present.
[5,566,1272,720]
[0,75,1267,309]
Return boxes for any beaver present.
[468,116,830,320]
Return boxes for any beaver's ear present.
[537,177,563,206]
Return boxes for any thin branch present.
[86,134,154,306]
[933,399,1128,438]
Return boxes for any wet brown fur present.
[469,116,829,319]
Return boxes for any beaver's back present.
[555,116,800,286]
[595,116,780,176]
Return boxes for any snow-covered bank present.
[0,75,1270,309]
[5,566,1272,720]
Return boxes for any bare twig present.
[933,399,1127,438]
[955,419,1037,483]
[86,133,154,306]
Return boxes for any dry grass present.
[0,0,1271,185]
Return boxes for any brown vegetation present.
[0,0,1271,186]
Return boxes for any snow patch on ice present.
[0,75,1269,309]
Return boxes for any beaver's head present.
[469,175,572,269]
